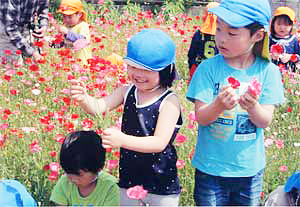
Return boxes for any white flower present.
[32,89,41,96]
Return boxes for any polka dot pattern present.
[118,85,183,195]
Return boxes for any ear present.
[252,28,265,43]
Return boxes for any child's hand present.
[238,90,259,111]
[53,24,68,35]
[280,53,292,63]
[215,86,238,110]
[270,52,280,61]
[69,79,86,102]
[32,26,47,38]
[102,128,124,149]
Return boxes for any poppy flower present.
[248,78,262,96]
[228,77,240,89]
[270,44,284,54]
[290,54,298,62]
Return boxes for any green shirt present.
[50,171,120,206]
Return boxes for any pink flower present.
[107,160,118,171]
[228,77,240,89]
[279,164,288,172]
[98,0,104,4]
[176,160,186,169]
[175,134,187,144]
[275,139,284,149]
[73,39,90,51]
[126,185,148,200]
[248,78,262,96]
[49,162,60,172]
[264,138,274,148]
[30,140,42,153]
[188,111,196,122]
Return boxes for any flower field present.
[0,2,299,206]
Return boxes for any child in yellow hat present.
[55,0,92,65]
[187,2,219,81]
[269,6,300,72]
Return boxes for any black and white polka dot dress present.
[119,85,183,195]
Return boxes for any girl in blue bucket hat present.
[187,0,285,206]
[69,29,182,206]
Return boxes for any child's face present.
[63,13,82,27]
[66,170,97,188]
[215,19,259,60]
[127,65,160,91]
[274,17,293,38]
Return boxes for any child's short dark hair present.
[159,64,176,88]
[271,15,293,35]
[60,130,106,175]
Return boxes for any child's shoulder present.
[98,170,118,184]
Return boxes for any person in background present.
[269,6,300,72]
[187,0,285,205]
[187,2,219,81]
[54,0,92,65]
[0,0,48,65]
[70,29,183,206]
[50,130,120,206]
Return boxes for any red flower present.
[29,64,39,72]
[4,50,12,56]
[33,41,44,48]
[290,54,298,62]
[270,44,284,54]
[49,150,57,157]
[287,106,292,112]
[81,118,94,128]
[228,77,240,89]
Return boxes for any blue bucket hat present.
[284,171,300,192]
[124,29,176,71]
[208,0,271,30]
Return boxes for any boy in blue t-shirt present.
[187,0,285,206]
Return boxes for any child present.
[187,0,285,206]
[265,171,300,206]
[70,29,183,206]
[269,6,300,72]
[0,180,37,206]
[187,2,219,81]
[55,0,92,65]
[50,130,120,206]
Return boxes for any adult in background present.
[0,0,48,65]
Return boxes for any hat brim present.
[124,58,165,72]
[57,9,77,15]
[209,6,253,28]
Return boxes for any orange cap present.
[200,2,220,35]
[57,0,87,22]
[273,6,296,23]
[105,53,124,66]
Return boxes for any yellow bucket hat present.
[200,2,220,35]
[273,6,296,23]
[57,0,87,22]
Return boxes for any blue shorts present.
[194,169,264,206]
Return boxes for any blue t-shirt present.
[187,54,285,177]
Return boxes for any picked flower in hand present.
[127,185,148,200]
[270,44,284,55]
[73,39,90,51]
[248,78,262,96]
[228,77,240,89]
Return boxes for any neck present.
[225,52,255,69]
